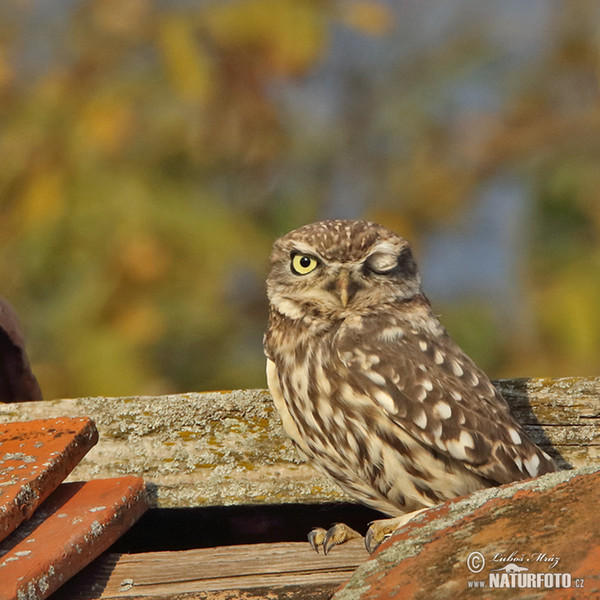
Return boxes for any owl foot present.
[308,522,361,554]
[364,508,428,553]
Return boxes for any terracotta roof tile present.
[0,477,148,600]
[0,418,98,541]
[335,467,600,599]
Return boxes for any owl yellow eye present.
[291,253,319,275]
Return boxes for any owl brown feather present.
[264,220,557,519]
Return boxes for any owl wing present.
[335,314,557,485]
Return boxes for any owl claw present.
[365,509,430,553]
[308,527,327,553]
[323,523,361,554]
[308,523,361,554]
[364,523,391,554]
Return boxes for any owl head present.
[267,220,424,320]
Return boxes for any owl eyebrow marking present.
[367,240,401,255]
[289,242,326,261]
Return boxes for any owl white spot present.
[446,439,467,461]
[317,395,334,421]
[366,370,386,386]
[422,379,434,392]
[446,431,474,461]
[469,372,480,387]
[508,428,522,445]
[416,387,428,402]
[346,432,360,454]
[317,374,332,396]
[434,350,444,365]
[524,453,541,477]
[433,401,452,420]
[333,411,347,428]
[419,340,428,352]
[435,437,447,451]
[374,390,396,414]
[378,327,405,342]
[367,437,384,468]
[460,430,475,449]
[452,361,464,377]
[413,410,427,429]
[354,349,380,370]
[341,351,354,364]
[450,390,462,402]
[344,313,364,329]
[340,384,372,408]
[367,354,381,366]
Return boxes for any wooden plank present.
[51,540,367,599]
[0,378,598,509]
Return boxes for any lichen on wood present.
[0,377,598,508]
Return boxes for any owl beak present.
[337,271,350,308]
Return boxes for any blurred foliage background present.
[0,0,599,400]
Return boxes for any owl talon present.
[323,522,361,554]
[308,523,361,554]
[308,527,327,553]
[364,523,391,554]
[365,509,429,553]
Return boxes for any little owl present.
[263,220,557,553]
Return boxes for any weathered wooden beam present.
[0,389,345,508]
[52,540,367,600]
[0,378,598,509]
[498,377,600,465]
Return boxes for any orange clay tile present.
[335,468,600,599]
[0,418,98,542]
[0,476,148,600]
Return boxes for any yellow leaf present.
[91,0,152,38]
[0,45,14,91]
[339,1,395,36]
[158,17,214,102]
[113,302,165,344]
[203,0,326,75]
[20,169,65,230]
[118,234,170,283]
[78,98,136,155]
